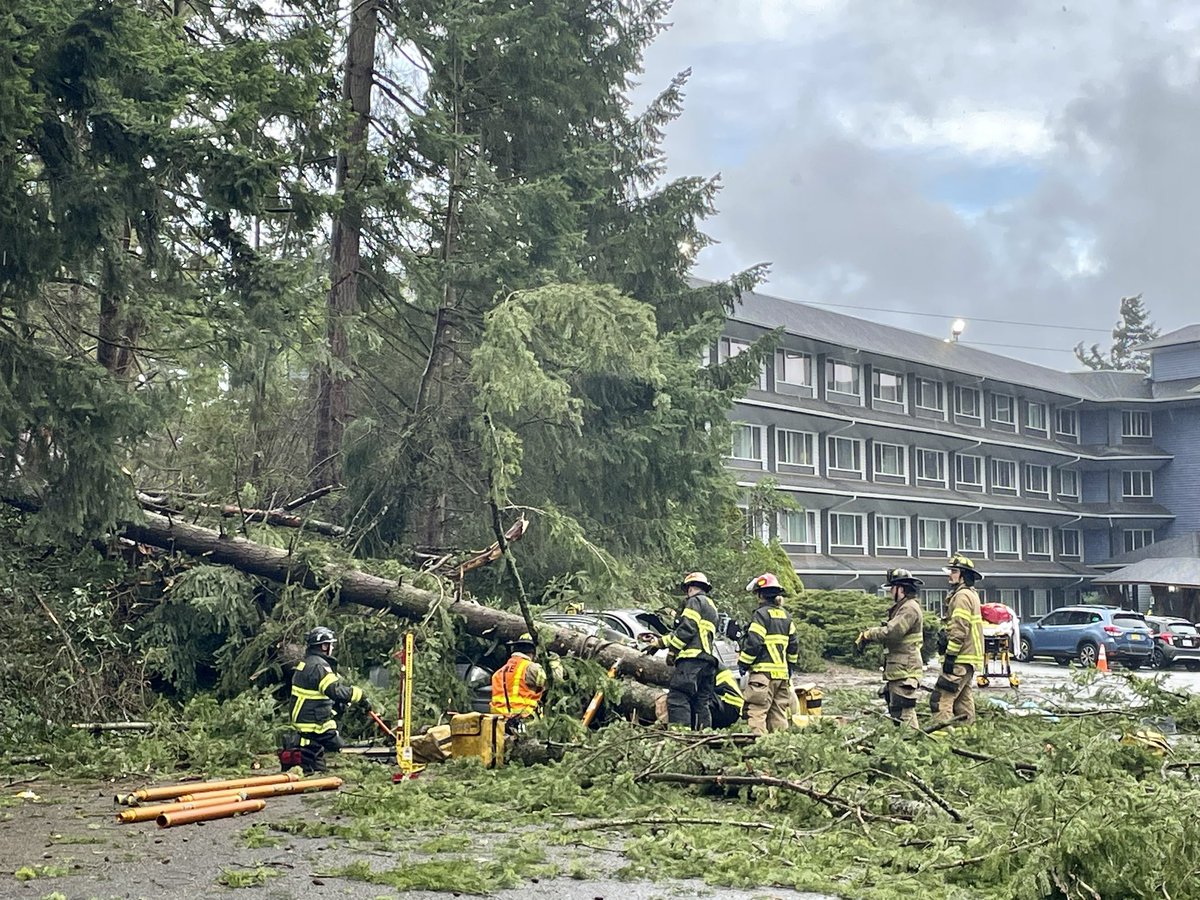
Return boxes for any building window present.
[997,588,1020,610]
[873,442,907,479]
[994,523,1020,554]
[1058,469,1079,500]
[957,521,986,555]
[776,349,812,387]
[917,518,949,553]
[875,515,910,555]
[991,394,1015,425]
[915,378,944,412]
[1025,400,1048,433]
[955,454,983,489]
[740,506,769,543]
[777,510,817,551]
[991,459,1018,493]
[827,436,864,477]
[826,359,861,398]
[1056,408,1078,438]
[1024,463,1050,496]
[916,448,946,484]
[872,369,905,405]
[829,513,866,550]
[1030,589,1050,617]
[1122,470,1153,499]
[720,337,767,389]
[777,429,816,473]
[1059,529,1081,558]
[1123,529,1154,553]
[920,590,944,614]
[1028,526,1051,556]
[730,424,764,463]
[954,386,982,421]
[1122,410,1152,438]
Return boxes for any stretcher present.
[976,603,1021,689]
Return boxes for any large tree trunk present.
[312,0,379,488]
[120,511,669,716]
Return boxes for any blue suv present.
[1017,605,1153,669]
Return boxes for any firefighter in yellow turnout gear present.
[856,569,925,728]
[289,626,373,773]
[662,572,720,729]
[931,555,985,726]
[738,573,799,735]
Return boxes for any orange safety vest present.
[490,656,544,717]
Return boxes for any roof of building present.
[1091,558,1200,588]
[1131,324,1200,352]
[1101,532,1200,567]
[719,282,1199,402]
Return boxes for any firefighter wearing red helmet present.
[738,572,799,734]
[661,571,720,729]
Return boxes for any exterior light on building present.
[1168,585,1178,593]
[951,318,967,342]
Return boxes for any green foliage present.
[217,867,280,888]
[13,865,67,881]
[1074,294,1160,373]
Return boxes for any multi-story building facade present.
[718,288,1200,620]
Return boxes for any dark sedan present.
[1146,616,1200,671]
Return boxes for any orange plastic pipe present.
[176,776,342,803]
[116,794,241,824]
[157,798,266,828]
[130,773,298,804]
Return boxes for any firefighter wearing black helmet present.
[856,569,925,728]
[661,571,720,729]
[289,626,373,773]
[931,555,985,727]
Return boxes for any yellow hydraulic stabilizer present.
[395,631,424,779]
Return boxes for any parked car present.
[1145,616,1200,671]
[592,607,740,668]
[1017,605,1153,668]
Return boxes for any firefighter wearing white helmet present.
[738,572,799,734]
[931,554,985,727]
[855,569,925,728]
[661,572,720,729]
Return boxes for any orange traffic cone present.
[1097,643,1110,673]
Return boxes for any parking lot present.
[999,658,1200,696]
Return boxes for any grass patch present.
[418,833,473,853]
[217,866,280,888]
[240,823,284,849]
[13,864,69,881]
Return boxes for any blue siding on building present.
[1152,404,1200,536]
[1151,346,1200,382]
[1083,529,1111,564]
[1081,470,1108,503]
[1079,410,1107,445]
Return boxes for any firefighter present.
[662,571,720,729]
[710,665,745,729]
[490,633,547,720]
[289,626,373,774]
[738,572,799,735]
[855,569,925,728]
[931,554,985,727]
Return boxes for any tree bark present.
[119,511,670,714]
[313,0,379,488]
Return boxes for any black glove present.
[359,694,375,712]
[737,663,748,678]
[936,631,949,655]
[942,654,957,676]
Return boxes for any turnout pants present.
[667,658,717,730]
[299,730,345,773]
[883,678,920,729]
[930,664,976,725]
[744,674,792,735]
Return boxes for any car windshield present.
[1112,614,1148,630]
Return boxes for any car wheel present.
[1150,647,1169,670]
[1017,638,1033,662]
[1125,661,1144,671]
[1185,661,1200,672]
[1055,657,1072,667]
[1078,642,1098,668]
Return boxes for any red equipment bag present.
[981,603,1013,625]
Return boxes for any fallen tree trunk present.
[119,511,669,717]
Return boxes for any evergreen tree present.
[1074,294,1160,373]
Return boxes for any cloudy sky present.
[635,0,1200,367]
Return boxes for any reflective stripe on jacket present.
[714,667,745,716]
[737,603,799,678]
[290,652,363,734]
[944,584,984,667]
[490,655,545,717]
[663,592,719,662]
[864,595,925,681]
